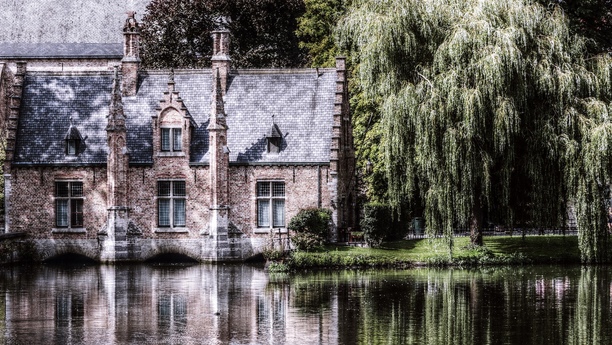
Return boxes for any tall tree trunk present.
[470,204,483,246]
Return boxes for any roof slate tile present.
[14,68,335,166]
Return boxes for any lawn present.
[281,235,582,270]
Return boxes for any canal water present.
[0,264,609,344]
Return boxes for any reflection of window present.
[158,181,186,227]
[55,293,84,328]
[257,181,285,228]
[55,181,83,228]
[161,128,182,152]
[158,294,187,331]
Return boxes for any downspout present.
[317,165,322,208]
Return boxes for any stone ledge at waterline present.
[0,235,268,264]
[270,236,583,271]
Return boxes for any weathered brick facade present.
[2,14,355,262]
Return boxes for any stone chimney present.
[122,11,140,96]
[211,29,231,94]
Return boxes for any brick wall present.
[9,166,108,239]
[229,165,332,236]
[126,165,211,239]
[9,163,334,242]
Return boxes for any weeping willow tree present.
[338,0,612,262]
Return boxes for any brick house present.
[0,13,356,262]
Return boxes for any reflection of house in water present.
[0,265,344,344]
[0,12,356,262]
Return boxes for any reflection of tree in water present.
[572,267,612,344]
[286,268,612,344]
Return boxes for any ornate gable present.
[152,70,193,159]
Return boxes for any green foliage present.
[537,0,612,54]
[291,232,326,251]
[296,0,347,67]
[140,0,306,68]
[261,230,289,261]
[339,0,612,262]
[266,261,290,273]
[0,239,38,264]
[360,202,393,247]
[288,208,332,250]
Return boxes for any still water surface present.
[0,264,610,344]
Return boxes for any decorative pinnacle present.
[108,66,126,129]
[124,11,139,32]
[214,68,225,116]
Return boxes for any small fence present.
[404,227,579,239]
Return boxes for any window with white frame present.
[161,128,182,152]
[257,181,285,228]
[55,181,84,228]
[158,180,186,227]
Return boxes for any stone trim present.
[253,228,287,234]
[157,152,186,158]
[154,228,189,234]
[52,228,87,234]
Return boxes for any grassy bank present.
[270,235,581,271]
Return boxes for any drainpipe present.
[317,165,321,208]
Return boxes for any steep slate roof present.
[14,68,336,165]
[0,43,122,59]
[0,0,149,44]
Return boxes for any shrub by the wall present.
[360,202,393,247]
[288,208,331,251]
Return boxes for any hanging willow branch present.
[339,0,612,262]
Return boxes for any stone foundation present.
[32,236,267,263]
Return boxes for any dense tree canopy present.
[140,0,306,68]
[538,0,612,54]
[339,0,612,262]
[296,0,347,67]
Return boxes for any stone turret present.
[121,11,140,96]
[207,65,231,257]
[211,29,231,94]
[101,66,134,261]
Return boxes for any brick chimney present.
[211,29,231,94]
[122,11,140,96]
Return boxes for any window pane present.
[158,181,171,196]
[173,129,182,151]
[257,182,270,197]
[161,128,171,151]
[56,182,69,197]
[173,181,186,196]
[272,200,285,227]
[71,182,83,197]
[71,199,83,227]
[272,182,285,197]
[56,200,69,227]
[67,140,77,155]
[257,200,270,227]
[174,199,186,227]
[158,199,170,226]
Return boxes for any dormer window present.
[161,128,182,152]
[64,121,83,156]
[66,140,79,155]
[266,122,282,154]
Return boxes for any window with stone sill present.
[158,180,186,228]
[55,181,84,228]
[257,181,285,228]
[161,128,182,152]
